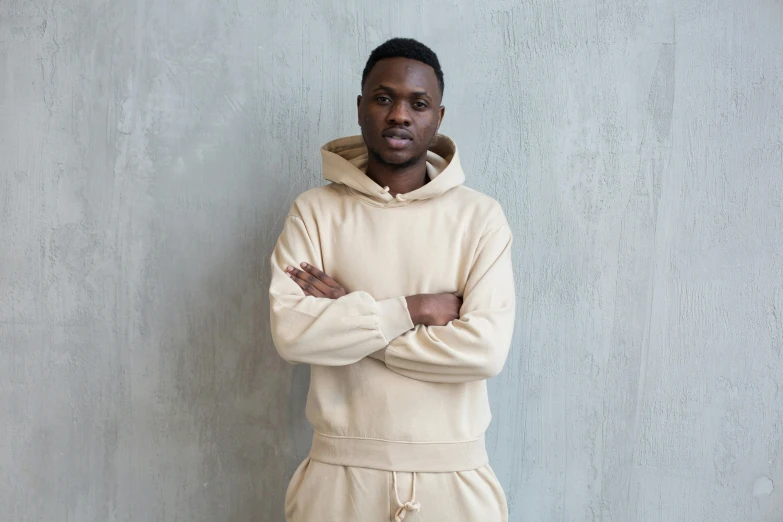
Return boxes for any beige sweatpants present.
[284,458,508,522]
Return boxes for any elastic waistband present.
[309,432,488,472]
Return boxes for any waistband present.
[309,432,488,472]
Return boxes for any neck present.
[366,156,429,197]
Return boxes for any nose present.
[387,101,412,126]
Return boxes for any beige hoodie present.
[269,134,516,472]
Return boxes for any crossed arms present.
[269,214,515,384]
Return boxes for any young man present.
[270,38,516,521]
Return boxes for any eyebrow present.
[372,85,433,100]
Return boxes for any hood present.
[321,134,465,207]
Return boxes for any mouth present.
[382,129,413,150]
[384,136,413,149]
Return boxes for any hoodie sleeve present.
[380,222,516,383]
[269,213,415,365]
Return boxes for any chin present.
[382,152,414,165]
[368,146,415,168]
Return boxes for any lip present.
[383,136,413,149]
[382,128,413,140]
[382,128,413,150]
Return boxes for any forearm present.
[271,291,413,365]
[270,214,415,365]
[383,306,515,383]
[381,224,516,382]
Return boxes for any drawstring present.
[379,186,408,203]
[392,471,420,521]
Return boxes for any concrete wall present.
[2,0,781,520]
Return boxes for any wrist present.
[405,294,427,325]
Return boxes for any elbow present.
[274,345,299,365]
[474,340,511,379]
[275,347,300,365]
[479,324,514,379]
[271,330,304,365]
[476,356,506,379]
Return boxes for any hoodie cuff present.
[376,297,415,343]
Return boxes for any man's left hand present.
[286,262,347,299]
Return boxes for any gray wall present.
[1,0,781,520]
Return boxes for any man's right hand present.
[405,294,462,327]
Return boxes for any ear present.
[436,105,446,133]
[357,95,363,127]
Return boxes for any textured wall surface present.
[1,0,782,520]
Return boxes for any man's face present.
[358,57,445,168]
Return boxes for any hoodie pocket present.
[284,458,312,520]
[481,465,509,522]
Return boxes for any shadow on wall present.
[146,204,311,520]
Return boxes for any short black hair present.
[361,38,445,97]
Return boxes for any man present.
[270,38,516,521]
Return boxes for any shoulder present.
[449,186,510,233]
[287,183,347,220]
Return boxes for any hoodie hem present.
[309,432,488,472]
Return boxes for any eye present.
[413,101,428,109]
[376,96,391,103]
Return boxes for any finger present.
[295,262,340,295]
[293,265,333,296]
[284,266,317,296]
[286,267,328,297]
[291,271,325,297]
[295,275,315,296]
[299,262,341,289]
